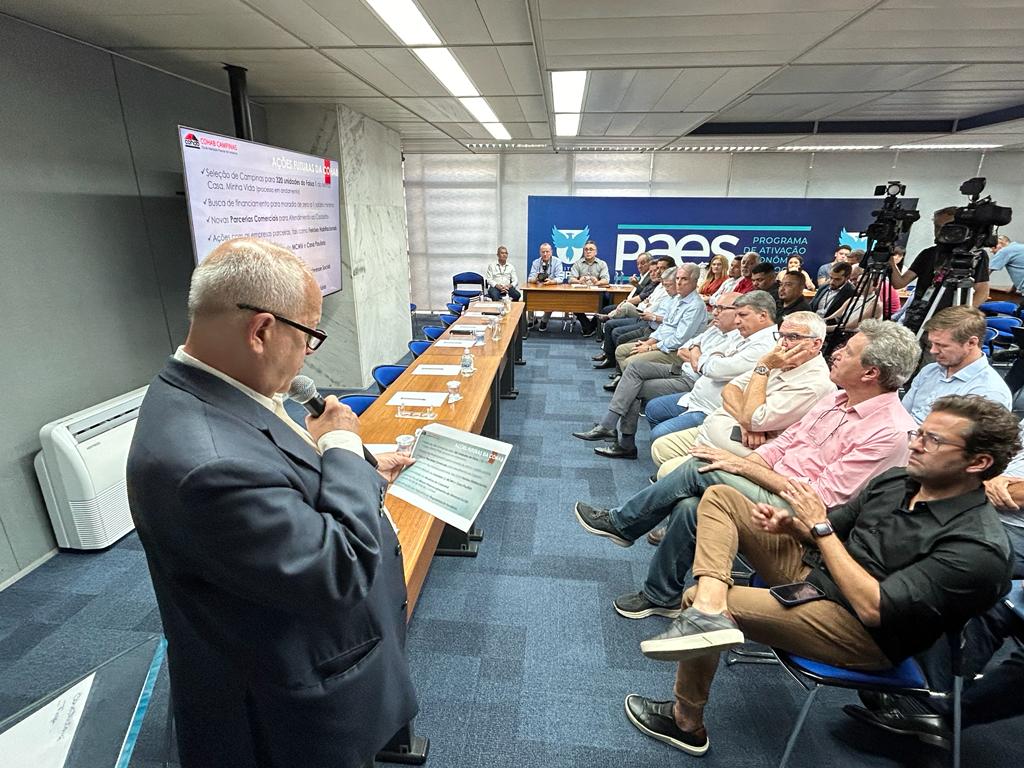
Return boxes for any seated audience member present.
[603,268,678,380]
[624,395,1016,757]
[485,245,520,301]
[847,248,866,280]
[776,270,812,318]
[732,251,760,294]
[902,306,1011,424]
[811,262,855,318]
[593,258,673,366]
[708,256,742,305]
[989,235,1024,294]
[613,264,707,371]
[750,262,779,301]
[573,295,741,460]
[598,253,655,318]
[824,274,885,336]
[816,244,853,286]
[641,292,778,439]
[569,240,610,336]
[604,255,673,321]
[651,311,836,478]
[574,320,920,617]
[845,417,1024,745]
[527,242,564,331]
[786,253,816,291]
[698,254,730,298]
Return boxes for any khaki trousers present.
[652,428,701,477]
[672,485,890,717]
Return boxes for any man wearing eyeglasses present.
[574,320,920,616]
[127,238,418,768]
[622,396,1015,757]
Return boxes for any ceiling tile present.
[337,97,419,121]
[395,97,474,122]
[366,49,449,96]
[529,122,551,139]
[243,0,355,46]
[580,113,614,136]
[756,64,963,94]
[477,0,533,43]
[323,49,416,97]
[250,71,380,98]
[417,0,494,44]
[302,0,401,45]
[619,70,682,112]
[632,113,713,137]
[484,96,527,123]
[517,95,548,122]
[585,71,637,112]
[685,67,779,111]
[496,46,543,94]
[606,113,644,135]
[451,46,514,95]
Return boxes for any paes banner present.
[527,195,918,278]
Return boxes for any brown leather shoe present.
[646,527,666,546]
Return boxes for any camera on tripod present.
[864,181,920,270]
[935,177,1012,277]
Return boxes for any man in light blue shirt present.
[527,242,565,331]
[617,263,707,369]
[902,306,1011,423]
[989,238,1024,293]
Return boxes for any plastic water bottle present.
[460,350,474,377]
[615,270,623,284]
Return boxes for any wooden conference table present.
[522,283,634,315]
[359,302,524,617]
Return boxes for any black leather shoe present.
[574,501,631,547]
[842,703,951,749]
[623,695,709,756]
[603,376,621,392]
[595,442,638,460]
[593,360,616,369]
[537,322,548,332]
[646,526,666,545]
[591,352,606,361]
[572,425,617,442]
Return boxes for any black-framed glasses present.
[237,303,327,351]
[907,429,967,453]
[773,331,816,342]
[712,304,737,312]
[807,406,849,446]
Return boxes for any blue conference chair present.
[446,302,464,315]
[978,300,1020,317]
[451,295,472,309]
[982,327,999,357]
[408,340,432,358]
[452,271,485,302]
[423,326,445,341]
[986,316,1021,346]
[439,313,460,328]
[371,365,407,393]
[338,394,378,416]
[409,303,417,314]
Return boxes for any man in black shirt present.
[888,207,990,332]
[776,270,812,318]
[621,394,1016,757]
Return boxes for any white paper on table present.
[385,391,448,407]
[413,364,462,376]
[364,443,398,455]
[461,312,492,317]
[0,673,95,768]
[434,339,476,348]
[387,423,512,533]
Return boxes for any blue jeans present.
[607,458,789,606]
[644,393,707,440]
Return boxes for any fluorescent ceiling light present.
[555,113,581,137]
[459,97,499,124]
[780,145,884,151]
[365,0,441,45]
[413,48,478,97]
[551,71,587,113]
[890,143,1002,150]
[483,124,511,141]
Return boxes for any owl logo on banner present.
[551,225,590,266]
[839,228,868,251]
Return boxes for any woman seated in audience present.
[786,253,816,291]
[698,254,730,299]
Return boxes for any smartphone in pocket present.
[769,581,826,607]
[730,426,743,442]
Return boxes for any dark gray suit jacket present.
[127,359,417,768]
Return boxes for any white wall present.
[405,150,1024,309]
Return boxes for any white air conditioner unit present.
[34,387,148,550]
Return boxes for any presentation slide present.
[178,126,343,295]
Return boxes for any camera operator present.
[888,207,991,328]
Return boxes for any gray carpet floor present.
[0,323,1020,767]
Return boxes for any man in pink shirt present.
[573,319,921,619]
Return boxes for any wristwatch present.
[811,520,835,539]
[753,364,771,376]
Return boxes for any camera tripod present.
[823,261,899,358]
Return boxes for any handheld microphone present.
[287,375,377,468]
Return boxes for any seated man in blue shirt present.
[527,242,565,331]
[901,305,1011,423]
[989,236,1024,294]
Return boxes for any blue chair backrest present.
[338,394,378,416]
[409,303,417,313]
[452,295,472,308]
[372,365,407,393]
[983,327,999,356]
[423,326,445,340]
[439,313,459,328]
[408,340,432,358]
[979,300,1019,317]
[987,316,1022,338]
[446,303,464,315]
[452,271,484,290]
